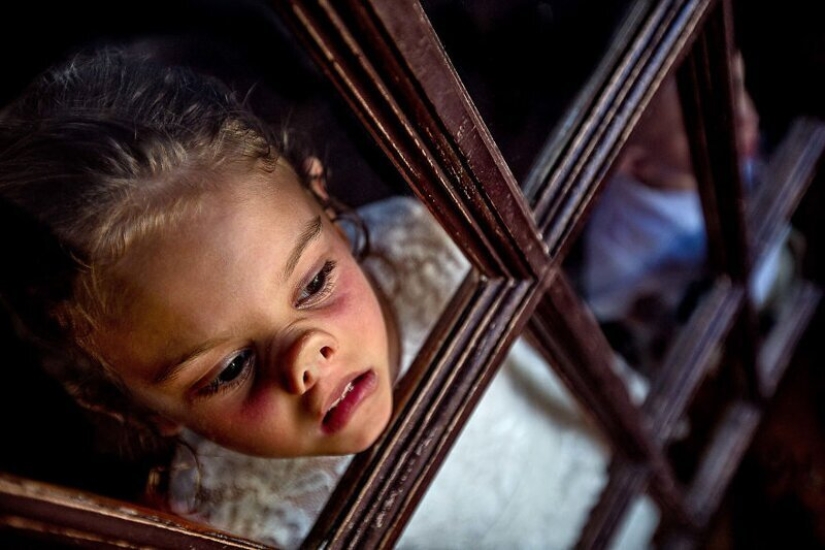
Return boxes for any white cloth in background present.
[168,196,657,549]
[582,172,708,323]
[582,167,783,325]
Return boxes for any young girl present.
[0,46,656,548]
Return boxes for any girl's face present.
[94,167,396,457]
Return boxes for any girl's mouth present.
[322,370,377,434]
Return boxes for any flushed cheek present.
[216,398,309,455]
[322,269,386,340]
[238,393,280,427]
[341,268,387,332]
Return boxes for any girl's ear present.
[301,156,358,248]
[301,156,332,212]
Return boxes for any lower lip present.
[322,370,377,434]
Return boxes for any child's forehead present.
[178,162,309,220]
[105,173,325,316]
[113,167,316,270]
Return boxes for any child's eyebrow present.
[152,339,224,387]
[284,216,322,278]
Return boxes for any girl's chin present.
[342,404,393,454]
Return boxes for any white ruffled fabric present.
[168,196,657,549]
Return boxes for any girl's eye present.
[198,348,255,397]
[297,260,336,306]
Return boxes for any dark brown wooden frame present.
[1,0,822,548]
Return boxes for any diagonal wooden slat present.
[0,474,269,550]
[758,281,822,403]
[676,0,763,406]
[528,273,657,461]
[302,275,540,548]
[574,460,649,550]
[748,117,825,266]
[527,273,692,530]
[525,0,718,260]
[643,279,744,444]
[273,0,548,279]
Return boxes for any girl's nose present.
[284,331,336,395]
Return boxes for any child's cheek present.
[333,264,385,329]
[240,389,279,423]
[236,388,295,448]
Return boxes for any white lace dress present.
[167,196,657,549]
